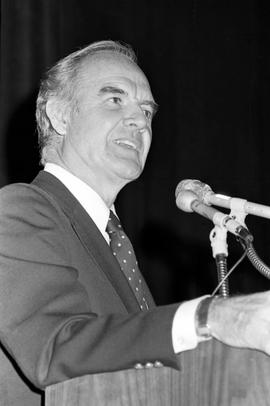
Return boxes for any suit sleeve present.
[0,183,180,389]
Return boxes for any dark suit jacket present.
[0,171,179,406]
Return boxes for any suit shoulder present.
[0,182,71,263]
[0,181,66,224]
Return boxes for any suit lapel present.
[32,171,145,312]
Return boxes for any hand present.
[208,291,270,355]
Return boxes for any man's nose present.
[123,109,147,130]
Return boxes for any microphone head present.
[175,179,213,205]
[175,189,198,213]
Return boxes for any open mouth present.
[114,139,139,151]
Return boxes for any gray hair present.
[36,40,137,164]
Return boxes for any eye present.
[143,109,153,120]
[109,96,122,105]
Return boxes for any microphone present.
[175,187,253,243]
[176,179,270,220]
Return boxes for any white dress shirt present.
[44,163,207,353]
[45,163,111,244]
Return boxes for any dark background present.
[1,0,270,305]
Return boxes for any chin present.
[117,165,143,182]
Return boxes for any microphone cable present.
[239,239,270,280]
[211,250,247,296]
[211,238,270,297]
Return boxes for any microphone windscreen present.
[175,179,213,203]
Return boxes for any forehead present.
[77,51,154,100]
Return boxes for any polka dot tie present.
[106,210,149,311]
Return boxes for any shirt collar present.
[44,163,112,243]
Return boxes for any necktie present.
[106,210,149,311]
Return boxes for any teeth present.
[115,140,137,150]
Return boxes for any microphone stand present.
[210,199,252,297]
[210,225,229,297]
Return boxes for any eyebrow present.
[99,86,126,96]
[98,85,159,115]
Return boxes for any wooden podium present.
[45,339,270,406]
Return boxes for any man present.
[0,40,270,406]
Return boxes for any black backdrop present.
[1,0,270,304]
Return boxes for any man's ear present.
[45,98,69,135]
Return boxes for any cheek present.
[143,133,152,155]
[69,115,96,144]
